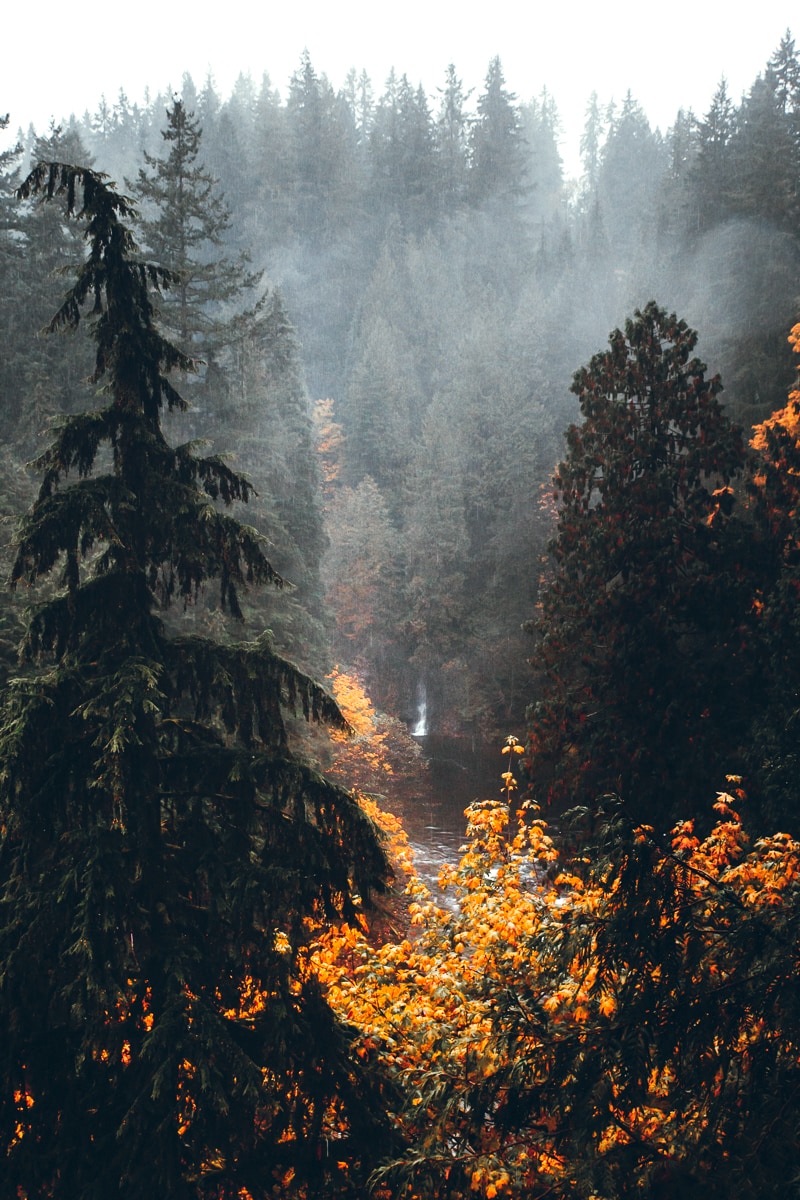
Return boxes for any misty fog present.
[2,42,798,739]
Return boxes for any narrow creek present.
[389,735,508,894]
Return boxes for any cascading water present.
[411,681,428,737]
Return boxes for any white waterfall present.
[411,681,428,737]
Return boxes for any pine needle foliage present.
[132,98,259,357]
[529,302,753,827]
[0,164,390,1198]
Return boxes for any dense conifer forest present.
[2,32,800,1199]
[3,38,799,733]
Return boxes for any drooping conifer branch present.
[1,164,391,1198]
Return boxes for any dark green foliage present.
[529,302,753,827]
[0,125,96,455]
[133,98,258,364]
[746,350,800,827]
[133,102,328,670]
[0,163,389,1198]
[689,78,737,235]
[10,32,800,744]
[221,288,330,670]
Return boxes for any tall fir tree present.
[0,163,390,1198]
[596,92,664,255]
[369,70,437,230]
[285,51,357,241]
[322,475,406,711]
[0,114,26,445]
[529,302,753,827]
[434,64,471,209]
[728,67,799,230]
[689,77,737,235]
[468,56,527,207]
[223,288,329,672]
[133,98,257,390]
[520,88,564,223]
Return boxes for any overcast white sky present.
[2,0,797,177]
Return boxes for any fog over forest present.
[7,32,800,1200]
[2,38,799,736]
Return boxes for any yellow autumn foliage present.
[309,766,800,1199]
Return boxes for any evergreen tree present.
[529,302,752,827]
[342,313,420,513]
[660,107,699,234]
[434,64,471,208]
[404,397,474,729]
[0,163,389,1198]
[4,123,95,454]
[249,72,293,246]
[0,117,35,675]
[728,67,799,230]
[133,98,256,361]
[596,92,664,254]
[285,52,357,240]
[223,288,329,671]
[579,91,605,202]
[341,67,375,174]
[769,28,800,115]
[0,114,26,443]
[520,87,564,223]
[692,51,800,423]
[690,77,737,234]
[369,71,437,229]
[468,57,527,206]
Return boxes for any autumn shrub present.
[314,777,800,1199]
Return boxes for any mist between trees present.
[3,30,800,1200]
[2,38,800,737]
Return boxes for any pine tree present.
[520,88,563,223]
[596,92,665,254]
[0,114,26,444]
[468,57,527,207]
[529,302,752,827]
[0,163,389,1198]
[579,91,605,201]
[133,98,256,365]
[404,397,473,728]
[285,52,357,241]
[343,311,421,513]
[689,77,737,234]
[249,71,293,245]
[7,124,96,454]
[369,71,437,229]
[728,68,799,230]
[223,288,329,672]
[322,475,406,710]
[434,64,471,209]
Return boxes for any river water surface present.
[390,735,508,892]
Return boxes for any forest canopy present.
[3,34,800,732]
[1,29,800,1200]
